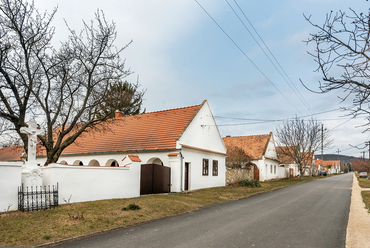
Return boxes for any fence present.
[18,183,58,212]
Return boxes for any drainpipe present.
[180,150,184,192]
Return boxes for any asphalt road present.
[51,174,352,248]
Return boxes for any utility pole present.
[337,149,340,172]
[366,141,370,173]
[321,124,324,162]
[321,124,324,172]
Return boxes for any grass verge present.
[358,176,370,188]
[362,191,370,213]
[0,176,321,247]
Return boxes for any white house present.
[276,146,299,178]
[276,147,315,178]
[223,132,279,181]
[315,159,340,174]
[0,100,227,206]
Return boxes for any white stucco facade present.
[278,163,299,178]
[35,101,227,193]
[0,162,23,212]
[42,160,141,204]
[252,134,279,181]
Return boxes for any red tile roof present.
[127,154,142,162]
[315,159,340,169]
[37,101,205,156]
[276,147,314,165]
[276,146,295,164]
[0,146,24,161]
[223,133,271,160]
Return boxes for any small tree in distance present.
[98,81,145,119]
[275,117,332,179]
[225,145,251,168]
[351,159,369,173]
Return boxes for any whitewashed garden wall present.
[42,162,141,205]
[0,162,22,212]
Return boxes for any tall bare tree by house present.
[304,9,370,130]
[0,0,144,164]
[275,117,332,179]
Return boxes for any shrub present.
[42,235,51,240]
[239,179,261,187]
[122,203,141,211]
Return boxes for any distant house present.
[223,132,279,181]
[276,147,315,177]
[0,100,227,196]
[315,159,340,174]
[276,146,299,178]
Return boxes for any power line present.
[227,0,314,115]
[194,0,303,115]
[329,118,353,131]
[214,108,350,127]
[214,108,340,122]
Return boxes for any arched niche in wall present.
[73,160,83,166]
[105,159,119,167]
[88,159,100,166]
[146,157,163,166]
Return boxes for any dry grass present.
[358,176,370,188]
[0,177,318,247]
[362,191,370,213]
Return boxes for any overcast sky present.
[35,0,370,157]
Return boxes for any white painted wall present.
[252,157,279,181]
[278,163,299,179]
[35,101,228,194]
[251,134,279,181]
[42,162,141,204]
[181,147,226,191]
[264,134,278,161]
[0,162,23,212]
[178,101,227,154]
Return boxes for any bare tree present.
[275,117,332,179]
[351,159,369,173]
[0,0,56,150]
[304,9,370,130]
[0,0,144,164]
[225,145,251,168]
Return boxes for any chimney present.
[115,110,123,118]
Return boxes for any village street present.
[50,174,352,248]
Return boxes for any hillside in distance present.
[314,154,361,164]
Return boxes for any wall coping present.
[0,161,24,167]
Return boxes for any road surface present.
[51,174,352,248]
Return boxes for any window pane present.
[203,159,209,176]
[213,160,218,176]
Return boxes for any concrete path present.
[50,174,352,248]
[346,173,370,248]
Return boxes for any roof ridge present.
[223,134,270,138]
[119,103,202,118]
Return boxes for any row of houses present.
[0,100,338,211]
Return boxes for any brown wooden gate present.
[140,164,171,195]
[253,165,259,181]
[289,168,294,178]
